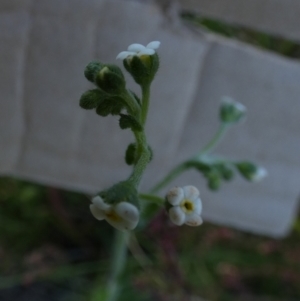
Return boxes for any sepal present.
[119,114,143,131]
[95,64,125,94]
[99,181,140,210]
[79,89,104,109]
[123,53,159,86]
[95,95,125,116]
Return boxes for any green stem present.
[150,123,230,193]
[128,131,150,187]
[196,123,229,157]
[150,162,189,194]
[104,231,129,301]
[139,193,165,205]
[141,84,150,125]
[122,90,140,117]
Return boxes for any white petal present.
[138,48,155,56]
[185,213,203,227]
[90,204,105,220]
[92,196,110,211]
[192,197,202,215]
[146,41,160,50]
[128,43,146,52]
[183,186,200,201]
[116,51,135,60]
[166,187,184,206]
[115,202,139,223]
[169,207,185,226]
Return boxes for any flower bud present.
[79,89,105,110]
[236,162,268,182]
[220,97,246,124]
[84,61,103,82]
[95,64,125,94]
[207,172,221,191]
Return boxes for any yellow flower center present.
[139,55,151,66]
[99,66,109,79]
[106,209,122,222]
[180,199,194,214]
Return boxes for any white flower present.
[166,186,203,227]
[116,41,160,60]
[90,196,139,231]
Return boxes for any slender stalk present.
[150,123,230,193]
[139,193,165,205]
[150,162,189,194]
[196,123,229,157]
[122,90,141,117]
[104,231,129,301]
[128,131,150,187]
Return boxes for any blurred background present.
[1,0,300,300]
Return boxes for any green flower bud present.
[236,161,268,182]
[207,172,221,191]
[79,89,104,110]
[95,95,125,116]
[116,42,161,86]
[123,54,159,86]
[216,163,234,181]
[220,97,246,124]
[84,61,103,82]
[95,64,125,94]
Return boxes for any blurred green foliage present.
[182,12,300,58]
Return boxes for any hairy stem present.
[150,123,230,193]
[128,131,150,187]
[140,84,150,125]
[150,162,189,194]
[196,123,229,157]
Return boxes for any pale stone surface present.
[0,0,299,237]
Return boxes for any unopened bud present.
[236,162,267,182]
[220,97,246,124]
